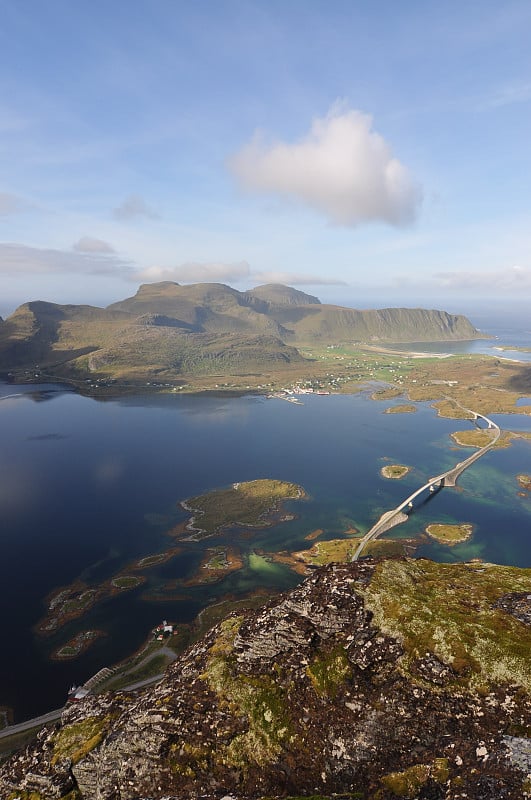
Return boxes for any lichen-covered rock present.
[0,558,530,800]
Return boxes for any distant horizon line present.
[1,278,530,324]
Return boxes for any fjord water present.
[0,383,530,722]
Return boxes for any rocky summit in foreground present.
[1,558,530,800]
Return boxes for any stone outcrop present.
[1,558,530,800]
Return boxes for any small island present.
[426,523,473,545]
[51,630,105,661]
[37,572,147,636]
[517,473,531,496]
[381,464,411,479]
[182,546,244,586]
[111,575,145,590]
[450,430,495,448]
[179,479,306,540]
[384,404,417,414]
[132,547,182,569]
[304,528,324,541]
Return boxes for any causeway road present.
[352,404,501,560]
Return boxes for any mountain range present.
[0,282,482,382]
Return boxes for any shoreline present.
[2,354,530,728]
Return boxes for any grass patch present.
[306,645,351,698]
[362,559,531,691]
[363,538,418,557]
[450,429,496,448]
[432,399,475,419]
[371,387,403,400]
[295,538,360,566]
[380,758,449,798]
[193,594,272,641]
[51,716,109,766]
[381,764,431,798]
[201,616,292,771]
[106,653,170,690]
[380,464,410,479]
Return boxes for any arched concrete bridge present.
[352,406,501,561]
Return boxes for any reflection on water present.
[0,382,530,722]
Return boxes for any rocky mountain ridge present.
[1,557,529,800]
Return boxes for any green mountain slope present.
[0,282,483,383]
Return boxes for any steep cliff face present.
[1,558,529,800]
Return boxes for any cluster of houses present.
[153,620,174,641]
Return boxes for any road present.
[0,708,64,740]
[0,654,175,741]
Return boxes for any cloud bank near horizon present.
[2,242,529,302]
[133,261,346,287]
[433,265,531,291]
[252,270,347,286]
[230,106,422,228]
[134,261,252,284]
[0,242,130,276]
[73,236,116,254]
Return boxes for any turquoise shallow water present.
[0,382,530,721]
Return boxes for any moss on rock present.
[52,715,109,766]
[306,645,351,699]
[362,559,531,691]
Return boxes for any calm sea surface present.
[1,381,530,722]
[387,316,531,362]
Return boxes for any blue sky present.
[1,0,531,317]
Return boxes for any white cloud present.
[73,236,115,254]
[112,194,159,221]
[252,270,347,286]
[0,242,131,276]
[230,105,422,227]
[134,261,251,283]
[0,192,25,216]
[434,265,531,291]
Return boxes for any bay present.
[385,316,531,362]
[0,382,530,722]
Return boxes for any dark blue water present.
[1,383,530,722]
